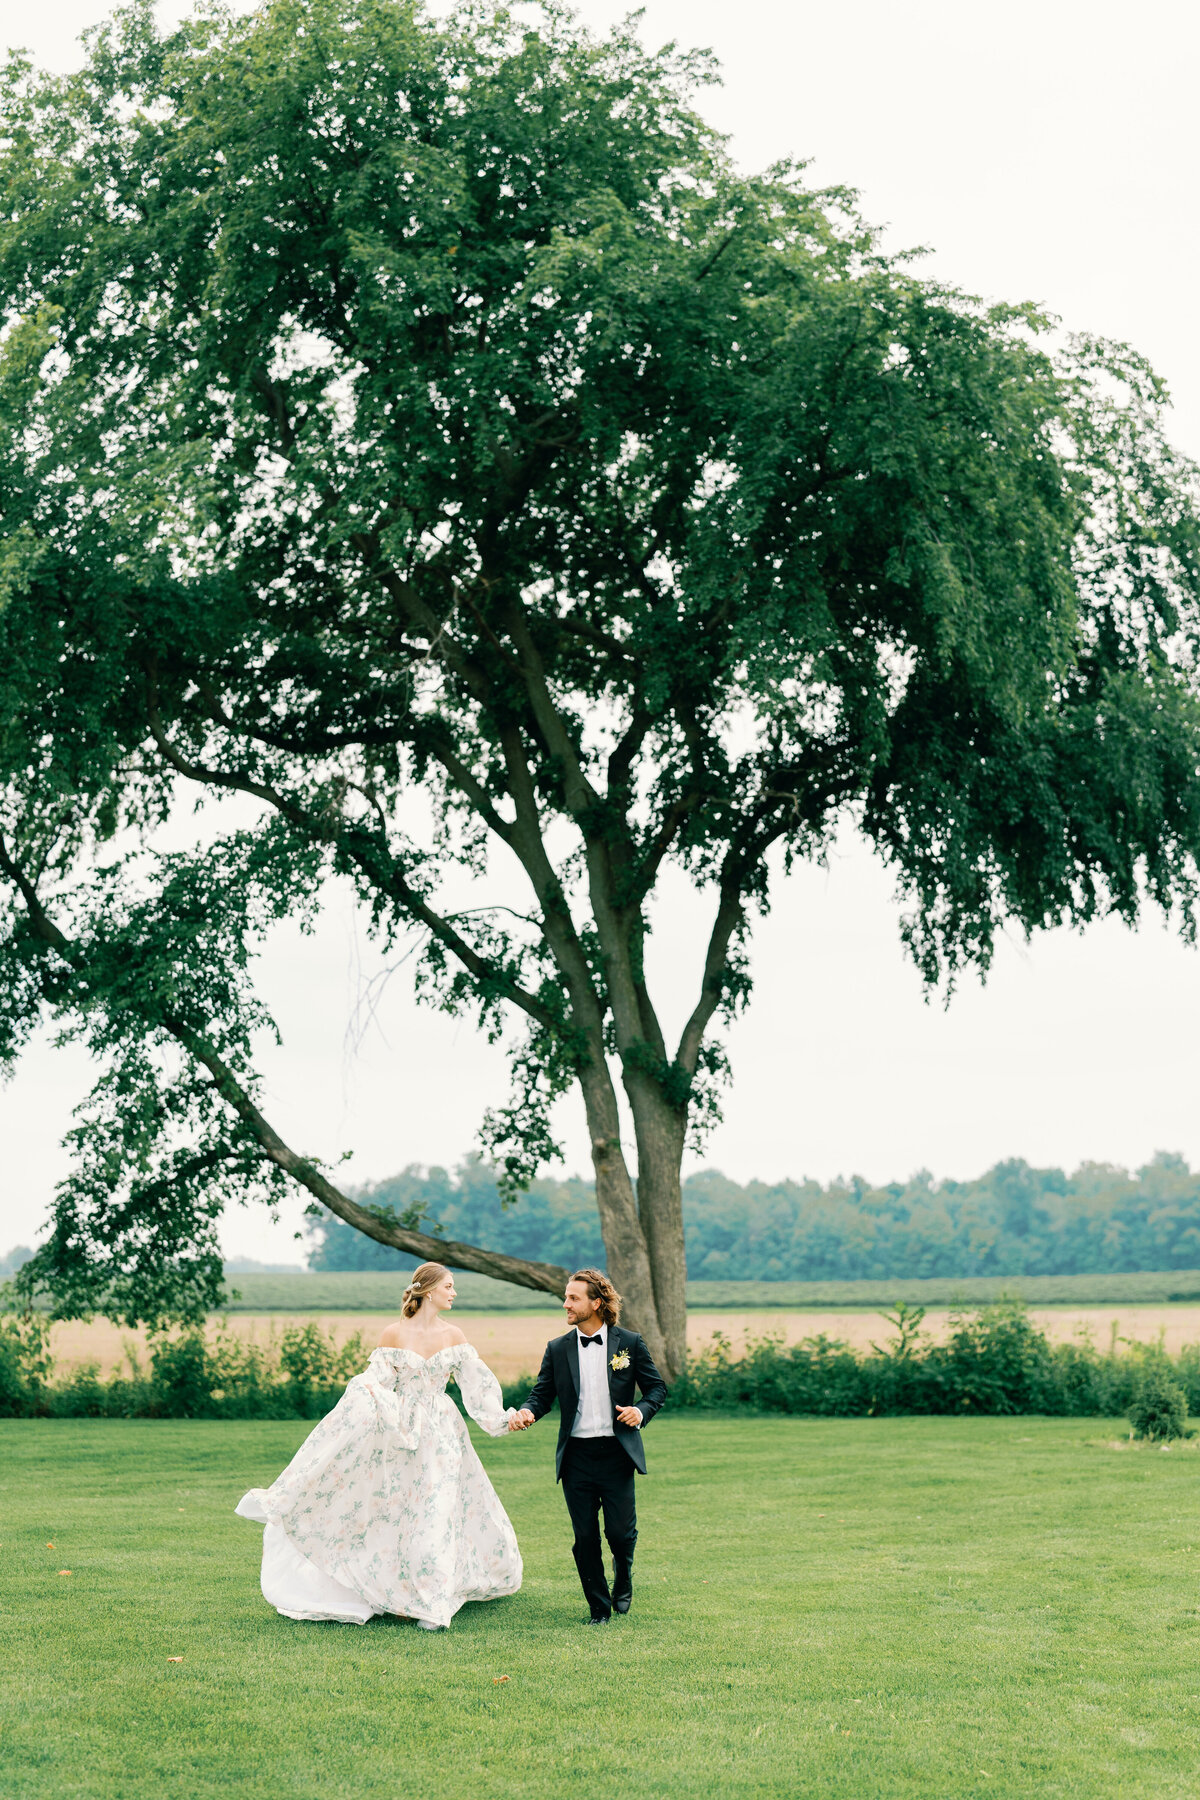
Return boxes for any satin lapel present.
[605,1326,621,1412]
[563,1329,581,1411]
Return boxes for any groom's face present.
[563,1281,599,1329]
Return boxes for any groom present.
[511,1268,668,1624]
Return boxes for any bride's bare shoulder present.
[377,1320,409,1347]
[441,1323,468,1345]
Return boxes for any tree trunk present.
[577,1067,673,1377]
[625,1077,688,1381]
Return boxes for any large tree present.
[2,0,1200,1376]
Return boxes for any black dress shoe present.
[613,1594,632,1614]
[586,1613,610,1625]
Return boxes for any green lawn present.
[4,1417,1200,1798]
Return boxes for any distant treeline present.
[308,1153,1200,1282]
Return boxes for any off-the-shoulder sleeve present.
[360,1348,401,1389]
[455,1346,515,1437]
[343,1350,421,1446]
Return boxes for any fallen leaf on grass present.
[167,1657,184,1664]
[46,1542,55,1549]
[492,1675,509,1685]
[58,1570,72,1577]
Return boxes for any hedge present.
[0,1296,1192,1427]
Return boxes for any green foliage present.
[1,0,1200,1332]
[1128,1368,1190,1441]
[683,1155,1200,1280]
[308,1162,605,1271]
[672,1300,1200,1419]
[0,1314,373,1420]
[303,1153,1200,1283]
[11,1292,1200,1422]
[0,1286,52,1415]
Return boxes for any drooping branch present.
[0,837,571,1298]
[169,1020,570,1295]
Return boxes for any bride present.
[236,1262,522,1630]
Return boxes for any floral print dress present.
[236,1343,522,1628]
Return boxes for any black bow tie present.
[579,1333,602,1346]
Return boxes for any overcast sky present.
[4,0,1200,1261]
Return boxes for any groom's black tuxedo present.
[523,1323,668,1480]
[522,1323,668,1621]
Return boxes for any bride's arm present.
[455,1348,516,1437]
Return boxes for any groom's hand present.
[509,1408,535,1430]
[615,1405,643,1428]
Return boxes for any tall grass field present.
[5,1415,1200,1797]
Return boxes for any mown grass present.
[4,1416,1200,1798]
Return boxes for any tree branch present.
[607,705,653,794]
[170,1020,569,1295]
[674,762,847,1074]
[495,721,609,1042]
[419,729,517,845]
[144,668,560,1033]
[694,230,738,281]
[0,833,73,957]
[675,874,745,1076]
[501,599,601,817]
[0,842,571,1297]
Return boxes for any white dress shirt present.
[571,1322,614,1438]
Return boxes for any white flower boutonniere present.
[610,1350,630,1372]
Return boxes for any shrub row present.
[0,1307,535,1420]
[0,1297,1191,1434]
[672,1301,1194,1429]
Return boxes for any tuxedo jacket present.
[523,1323,668,1481]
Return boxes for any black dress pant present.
[560,1436,637,1619]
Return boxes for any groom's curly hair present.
[570,1268,621,1327]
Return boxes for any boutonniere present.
[610,1350,630,1372]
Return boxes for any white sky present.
[3,0,1200,1260]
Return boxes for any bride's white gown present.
[235,1343,522,1629]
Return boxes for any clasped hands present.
[507,1405,643,1431]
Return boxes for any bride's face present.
[430,1273,456,1311]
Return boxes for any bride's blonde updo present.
[401,1261,450,1319]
